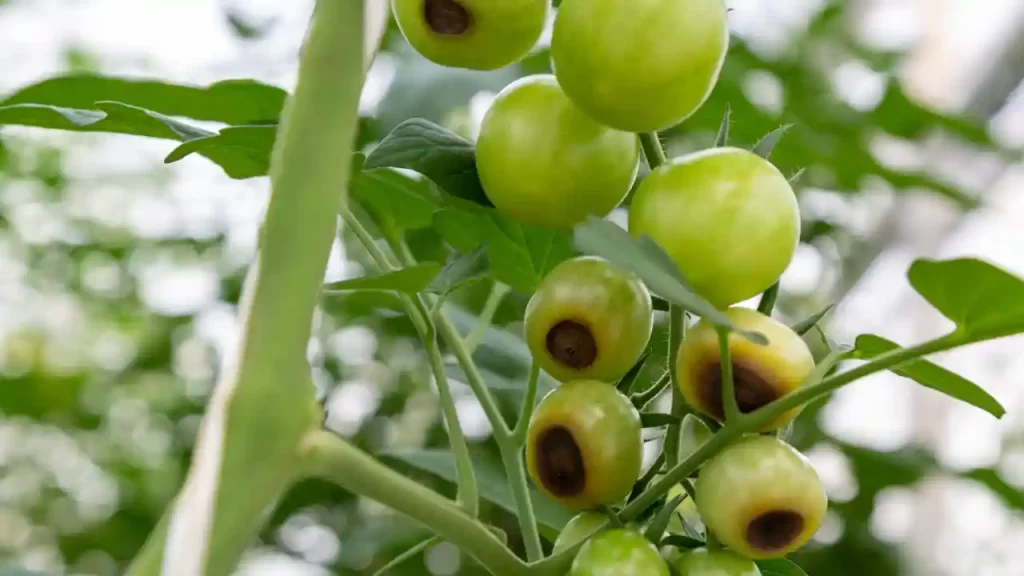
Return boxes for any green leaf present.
[434,204,575,293]
[644,494,686,544]
[572,216,766,344]
[962,468,1024,511]
[752,124,793,159]
[640,413,681,428]
[381,449,574,540]
[791,303,835,335]
[616,350,651,394]
[908,258,1024,342]
[323,264,443,294]
[714,104,730,147]
[426,246,491,296]
[0,102,263,178]
[164,125,276,178]
[352,167,444,232]
[852,334,1005,418]
[1,74,287,125]
[364,118,490,205]
[756,558,809,576]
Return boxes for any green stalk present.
[128,2,366,573]
[640,132,668,169]
[372,536,440,576]
[757,282,780,315]
[717,327,740,423]
[512,361,541,443]
[632,371,671,410]
[302,431,528,576]
[465,281,512,354]
[664,305,686,467]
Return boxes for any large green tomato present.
[476,75,641,228]
[628,147,800,308]
[392,0,548,71]
[526,380,643,510]
[551,0,729,132]
[696,435,827,559]
[571,529,670,576]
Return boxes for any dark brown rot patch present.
[697,361,780,420]
[424,0,472,35]
[746,510,804,553]
[546,320,598,370]
[535,426,586,497]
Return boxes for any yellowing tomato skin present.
[476,75,640,229]
[628,147,801,309]
[551,0,730,132]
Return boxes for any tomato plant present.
[0,1,1018,576]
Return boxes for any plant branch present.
[717,327,740,423]
[664,305,686,466]
[513,361,542,443]
[465,281,512,354]
[632,371,671,410]
[757,282,780,315]
[301,431,528,576]
[372,536,440,576]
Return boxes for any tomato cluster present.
[394,0,825,573]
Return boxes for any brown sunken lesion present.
[746,509,804,553]
[546,320,598,370]
[534,425,586,497]
[424,0,472,35]
[696,359,781,420]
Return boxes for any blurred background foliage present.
[0,1,1022,575]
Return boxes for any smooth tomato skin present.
[675,548,762,576]
[696,435,827,559]
[525,256,653,383]
[551,0,729,132]
[571,529,670,576]
[526,381,643,510]
[677,308,815,431]
[628,147,800,309]
[476,75,641,228]
[392,0,548,71]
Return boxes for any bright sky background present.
[2,1,1024,575]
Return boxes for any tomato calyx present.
[746,509,804,554]
[546,319,598,370]
[535,425,587,497]
[424,0,472,35]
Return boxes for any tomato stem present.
[301,431,529,576]
[512,361,542,443]
[664,305,687,467]
[640,132,668,169]
[757,282,780,315]
[716,327,741,423]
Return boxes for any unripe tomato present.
[696,436,827,559]
[524,256,653,383]
[571,529,670,576]
[526,380,643,510]
[392,0,548,71]
[676,307,814,431]
[675,548,762,576]
[476,75,641,228]
[551,0,729,132]
[628,147,801,309]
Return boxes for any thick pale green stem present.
[128,2,366,574]
[301,431,528,576]
[512,362,541,443]
[640,132,668,169]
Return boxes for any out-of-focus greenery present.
[0,2,1020,575]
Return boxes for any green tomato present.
[475,75,641,228]
[551,0,729,132]
[571,529,670,576]
[675,548,762,576]
[628,148,801,308]
[696,435,827,559]
[524,256,653,383]
[392,0,548,71]
[526,380,642,510]
[676,307,814,431]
